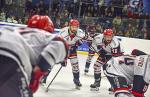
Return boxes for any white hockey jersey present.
[0,26,36,84]
[18,27,67,67]
[91,34,124,55]
[59,27,85,46]
[106,55,150,84]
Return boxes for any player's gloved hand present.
[97,45,102,50]
[29,66,48,93]
[97,45,107,55]
[69,45,77,51]
[99,49,107,56]
[88,41,92,46]
[60,60,67,67]
[75,40,83,47]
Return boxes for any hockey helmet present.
[69,19,80,26]
[27,15,54,33]
[103,29,113,36]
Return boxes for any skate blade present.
[90,87,99,91]
[109,91,114,95]
[84,72,88,75]
[75,86,81,90]
[45,89,49,92]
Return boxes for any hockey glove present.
[60,59,67,67]
[97,45,107,56]
[29,66,48,93]
[97,45,103,50]
[97,45,107,55]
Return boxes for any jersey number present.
[112,48,118,54]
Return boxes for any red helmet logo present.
[27,15,54,33]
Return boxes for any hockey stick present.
[45,66,63,92]
[89,45,100,56]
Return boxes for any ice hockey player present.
[60,19,85,89]
[17,15,68,93]
[27,14,55,85]
[104,49,149,97]
[84,24,97,74]
[0,25,68,97]
[84,24,103,74]
[90,29,124,91]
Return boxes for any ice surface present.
[34,55,150,97]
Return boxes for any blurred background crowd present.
[0,0,150,39]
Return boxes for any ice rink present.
[34,54,150,97]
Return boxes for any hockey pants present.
[85,46,95,70]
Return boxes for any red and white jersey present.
[91,34,124,56]
[0,26,68,84]
[59,27,85,46]
[18,27,67,67]
[106,55,150,84]
[135,55,150,83]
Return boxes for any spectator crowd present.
[0,0,150,39]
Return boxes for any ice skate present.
[108,87,114,94]
[73,79,82,90]
[84,68,89,75]
[90,81,100,91]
